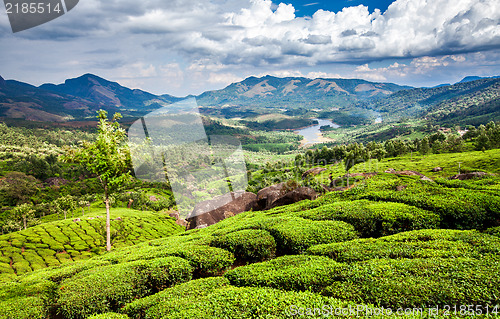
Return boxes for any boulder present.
[432,167,443,172]
[186,191,257,230]
[73,218,81,222]
[302,167,326,179]
[169,211,180,220]
[270,187,318,209]
[256,183,287,210]
[176,218,188,228]
[450,172,490,180]
[256,183,318,210]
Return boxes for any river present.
[296,119,339,146]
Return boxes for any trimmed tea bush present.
[485,226,500,238]
[209,229,276,263]
[308,229,500,262]
[265,218,358,254]
[339,175,500,230]
[100,242,235,277]
[225,255,344,292]
[297,200,440,237]
[58,257,193,318]
[322,256,500,308]
[125,278,370,319]
[0,210,184,281]
[123,277,231,318]
[88,313,129,319]
[0,296,47,319]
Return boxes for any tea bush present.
[88,313,129,319]
[57,257,193,318]
[308,229,500,262]
[209,229,276,263]
[296,200,440,237]
[225,255,344,292]
[0,296,47,319]
[322,256,500,308]
[264,218,358,254]
[125,277,371,319]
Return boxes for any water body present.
[296,119,339,146]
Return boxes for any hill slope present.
[40,74,181,112]
[197,75,411,109]
[363,77,500,121]
[0,209,183,282]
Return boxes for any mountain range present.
[0,73,499,125]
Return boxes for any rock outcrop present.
[256,183,318,210]
[450,172,490,180]
[186,191,257,230]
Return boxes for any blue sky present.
[0,0,499,96]
[285,0,396,16]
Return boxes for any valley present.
[0,73,499,318]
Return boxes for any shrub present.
[124,278,368,319]
[265,218,358,254]
[123,277,230,318]
[322,256,500,308]
[209,229,276,263]
[340,175,500,230]
[99,239,235,277]
[0,296,47,319]
[57,257,193,318]
[297,200,440,237]
[485,226,500,238]
[225,255,344,292]
[88,313,129,319]
[308,229,500,262]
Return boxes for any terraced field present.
[0,209,183,281]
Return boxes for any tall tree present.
[65,110,130,251]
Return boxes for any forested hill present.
[196,75,412,108]
[362,77,500,123]
[0,74,180,122]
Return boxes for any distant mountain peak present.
[0,75,6,87]
[457,75,500,84]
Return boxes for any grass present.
[0,208,183,282]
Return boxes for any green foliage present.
[225,255,344,292]
[98,239,235,277]
[209,229,276,263]
[88,314,129,319]
[339,174,500,230]
[308,229,500,262]
[322,256,500,308]
[0,296,48,319]
[0,210,183,281]
[57,257,193,319]
[296,200,440,237]
[485,226,500,238]
[264,218,358,254]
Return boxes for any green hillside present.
[1,150,499,318]
[0,209,183,282]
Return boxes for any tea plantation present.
[0,209,183,282]
[1,151,500,318]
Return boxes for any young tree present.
[343,144,370,188]
[65,110,131,251]
[11,203,36,230]
[56,195,77,219]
